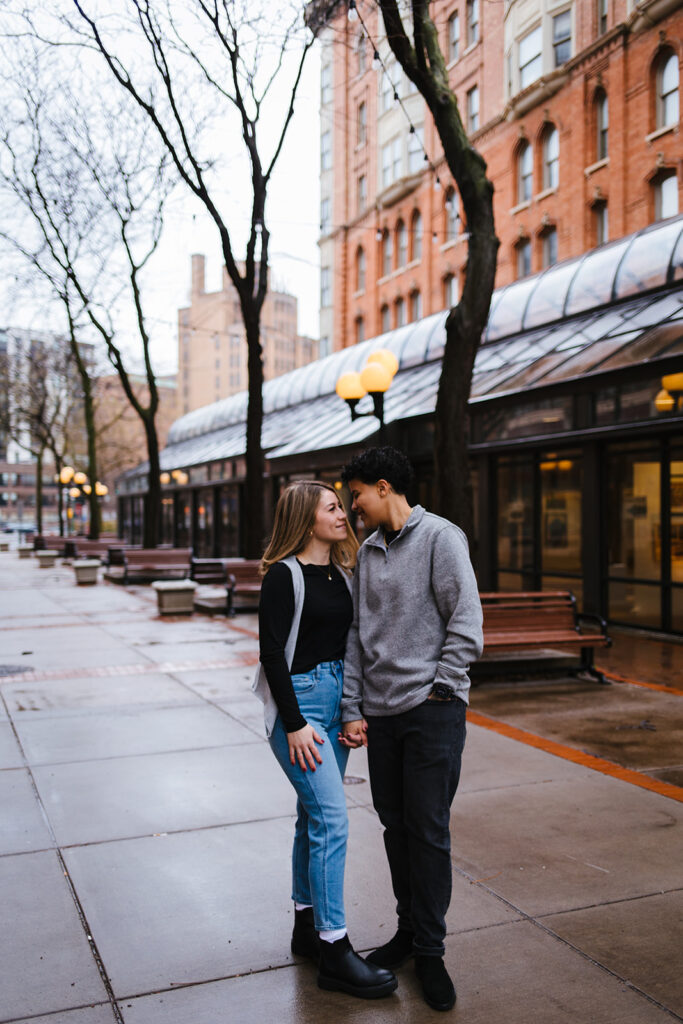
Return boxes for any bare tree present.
[62,0,321,556]
[376,0,499,540]
[0,52,174,545]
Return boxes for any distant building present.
[177,255,319,416]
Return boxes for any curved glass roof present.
[167,214,683,446]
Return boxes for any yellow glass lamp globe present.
[69,487,80,499]
[336,372,367,401]
[160,472,171,485]
[661,373,683,393]
[73,471,87,485]
[655,388,675,413]
[82,484,92,495]
[360,361,393,394]
[95,482,108,496]
[59,466,75,484]
[367,348,399,377]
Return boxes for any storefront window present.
[607,445,661,626]
[175,490,192,548]
[218,485,240,556]
[672,587,683,633]
[540,451,582,575]
[195,487,214,556]
[481,396,573,441]
[671,453,683,586]
[161,496,174,545]
[497,458,534,588]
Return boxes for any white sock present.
[319,927,347,943]
[294,902,313,911]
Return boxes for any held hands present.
[287,723,324,772]
[339,719,368,748]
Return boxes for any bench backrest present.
[191,558,228,583]
[228,560,262,583]
[125,548,192,567]
[481,592,577,633]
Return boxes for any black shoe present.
[366,928,415,968]
[318,934,398,999]
[291,907,319,961]
[415,955,456,1011]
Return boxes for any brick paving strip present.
[4,652,259,683]
[467,709,683,804]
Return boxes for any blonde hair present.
[260,480,358,576]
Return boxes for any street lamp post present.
[335,349,399,433]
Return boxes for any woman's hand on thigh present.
[287,723,324,771]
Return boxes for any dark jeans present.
[366,697,467,957]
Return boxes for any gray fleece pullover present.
[341,505,483,720]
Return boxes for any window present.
[446,188,460,240]
[543,126,559,189]
[542,228,558,268]
[654,172,679,220]
[410,290,422,321]
[357,33,367,75]
[467,86,480,132]
[517,238,532,278]
[596,90,608,160]
[449,12,460,61]
[321,131,332,171]
[519,26,542,90]
[382,229,393,276]
[395,296,406,326]
[320,196,331,234]
[321,266,331,307]
[553,11,571,67]
[357,101,367,146]
[517,141,533,203]
[357,174,367,214]
[598,0,607,34]
[356,317,365,344]
[595,201,608,245]
[381,137,402,188]
[466,0,479,45]
[381,304,391,333]
[319,335,331,358]
[321,64,332,105]
[356,247,366,291]
[382,60,395,112]
[408,127,423,174]
[657,53,679,129]
[412,210,423,261]
[444,274,458,307]
[395,220,407,267]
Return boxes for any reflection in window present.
[553,11,571,66]
[540,453,582,577]
[657,52,679,129]
[654,172,678,220]
[543,126,559,189]
[518,141,533,202]
[519,25,542,90]
[497,458,534,587]
[449,11,460,61]
[595,90,608,160]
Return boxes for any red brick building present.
[318,0,682,351]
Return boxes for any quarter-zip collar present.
[364,503,426,551]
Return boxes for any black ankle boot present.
[291,907,319,961]
[366,928,415,968]
[318,934,398,999]
[415,955,456,1011]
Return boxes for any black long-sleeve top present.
[258,560,353,732]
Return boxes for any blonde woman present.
[254,480,397,1000]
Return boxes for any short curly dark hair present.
[341,446,415,496]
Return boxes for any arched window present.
[355,316,365,343]
[516,237,532,278]
[410,290,422,321]
[543,126,559,189]
[356,34,367,75]
[395,296,406,327]
[411,210,423,261]
[517,141,533,202]
[356,246,366,292]
[654,170,679,220]
[448,11,460,62]
[382,229,393,277]
[396,220,408,267]
[657,52,679,129]
[444,274,458,308]
[380,304,391,333]
[445,188,460,240]
[595,90,608,161]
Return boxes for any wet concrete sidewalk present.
[0,551,682,1023]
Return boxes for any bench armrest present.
[576,612,612,647]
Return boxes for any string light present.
[348,0,358,22]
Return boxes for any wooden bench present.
[478,591,611,684]
[119,547,193,584]
[33,534,70,555]
[68,538,127,563]
[191,558,231,585]
[226,559,262,615]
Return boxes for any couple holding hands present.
[255,446,483,1012]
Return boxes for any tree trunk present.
[84,380,100,539]
[35,449,43,535]
[244,316,265,558]
[142,415,161,548]
[55,455,65,536]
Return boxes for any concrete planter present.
[152,579,197,615]
[0,539,10,552]
[73,559,101,585]
[36,549,58,569]
[18,544,33,559]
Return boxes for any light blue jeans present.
[268,659,349,932]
